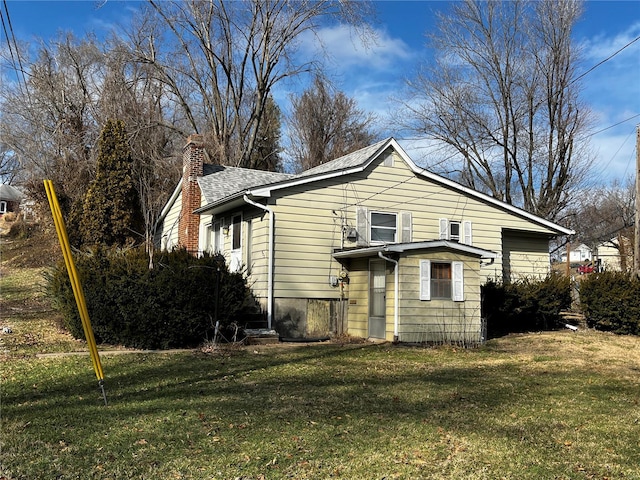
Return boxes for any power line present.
[572,34,640,85]
[1,0,28,96]
[591,113,640,137]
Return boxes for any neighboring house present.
[595,237,634,272]
[0,184,23,216]
[156,135,573,344]
[559,243,592,263]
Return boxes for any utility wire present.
[1,0,28,96]
[572,34,640,85]
[590,113,640,137]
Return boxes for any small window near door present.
[0,201,6,214]
[449,222,461,242]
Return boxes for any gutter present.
[378,251,399,342]
[243,194,274,329]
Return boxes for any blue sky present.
[4,0,640,184]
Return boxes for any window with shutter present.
[452,261,464,301]
[370,212,397,243]
[463,221,473,245]
[356,206,368,246]
[420,260,465,302]
[401,211,412,243]
[439,218,448,239]
[449,221,461,241]
[420,260,431,300]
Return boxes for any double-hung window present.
[420,260,464,301]
[370,212,397,244]
[439,219,472,244]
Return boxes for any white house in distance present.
[156,135,573,344]
[560,243,592,263]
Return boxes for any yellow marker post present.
[44,180,106,405]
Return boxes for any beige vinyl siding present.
[270,182,351,299]
[397,252,482,344]
[159,192,182,250]
[268,150,555,299]
[502,231,551,281]
[596,243,622,271]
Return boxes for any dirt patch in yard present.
[0,217,61,269]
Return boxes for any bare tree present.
[0,32,183,246]
[133,0,372,169]
[0,145,19,184]
[0,34,102,218]
[287,75,378,172]
[397,0,591,221]
[572,179,636,267]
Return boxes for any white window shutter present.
[452,261,464,301]
[463,221,473,245]
[356,206,368,246]
[439,218,449,240]
[401,211,412,243]
[420,260,431,301]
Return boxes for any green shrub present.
[46,247,260,349]
[579,271,640,335]
[482,274,571,338]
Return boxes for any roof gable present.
[192,138,572,235]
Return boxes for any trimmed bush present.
[482,274,571,338]
[46,247,260,349]
[579,271,640,335]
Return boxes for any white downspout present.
[243,195,274,329]
[378,251,399,342]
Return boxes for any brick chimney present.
[178,134,204,254]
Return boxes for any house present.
[595,236,634,272]
[0,184,23,216]
[156,135,573,344]
[559,243,592,263]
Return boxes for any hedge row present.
[46,247,259,349]
[579,271,640,335]
[482,274,571,338]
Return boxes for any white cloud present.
[575,18,640,184]
[298,23,414,71]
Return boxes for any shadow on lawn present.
[8,342,630,424]
[4,342,639,478]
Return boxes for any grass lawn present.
[2,254,640,479]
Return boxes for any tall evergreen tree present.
[248,96,283,171]
[80,120,144,247]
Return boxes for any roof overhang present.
[183,136,573,237]
[333,240,498,260]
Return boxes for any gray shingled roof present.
[198,165,293,205]
[197,138,392,205]
[0,184,24,201]
[293,138,391,178]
